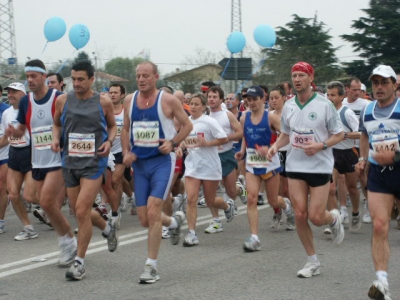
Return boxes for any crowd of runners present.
[0,59,398,300]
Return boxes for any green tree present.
[105,56,145,92]
[73,51,93,66]
[341,0,400,71]
[257,14,342,86]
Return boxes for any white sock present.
[376,270,388,285]
[145,258,157,269]
[24,224,34,231]
[283,198,291,214]
[308,254,319,263]
[213,218,220,223]
[168,217,178,229]
[75,256,84,266]
[340,206,347,213]
[189,230,196,235]
[58,233,75,246]
[251,234,259,241]
[102,223,111,236]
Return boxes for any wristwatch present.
[393,151,400,163]
[170,139,179,149]
[358,157,367,162]
[344,132,348,139]
[322,142,328,150]
[107,139,113,147]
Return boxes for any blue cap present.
[244,86,264,98]
[101,87,109,92]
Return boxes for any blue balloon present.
[44,17,66,42]
[226,31,246,54]
[69,24,90,50]
[254,24,276,48]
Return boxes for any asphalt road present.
[0,199,399,300]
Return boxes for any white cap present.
[361,83,366,91]
[369,65,397,81]
[4,82,26,94]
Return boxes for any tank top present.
[28,89,61,168]
[129,90,176,159]
[209,110,234,153]
[244,110,280,174]
[111,107,124,154]
[61,91,108,169]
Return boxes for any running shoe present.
[397,215,400,230]
[297,261,321,278]
[6,196,11,212]
[66,260,85,280]
[363,210,372,224]
[217,183,225,193]
[341,213,350,226]
[14,228,38,241]
[102,219,118,252]
[368,280,392,300]
[130,203,137,215]
[257,194,265,205]
[94,193,102,206]
[283,198,295,231]
[120,194,128,212]
[162,226,170,239]
[170,211,185,245]
[323,227,331,234]
[95,204,109,221]
[238,174,245,186]
[183,232,199,247]
[110,213,121,230]
[271,209,282,229]
[204,220,223,233]
[172,194,183,215]
[139,264,159,284]
[197,196,206,208]
[33,208,52,227]
[22,199,32,213]
[242,237,261,252]
[224,199,235,222]
[350,213,362,232]
[236,181,248,204]
[58,239,77,267]
[0,222,4,234]
[330,209,345,245]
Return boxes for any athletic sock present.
[376,270,388,286]
[145,258,157,269]
[308,254,319,263]
[24,224,34,231]
[102,223,111,236]
[168,217,178,229]
[352,212,359,217]
[213,217,221,223]
[251,234,259,241]
[75,256,84,266]
[273,207,280,214]
[111,211,119,217]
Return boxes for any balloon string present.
[235,58,266,94]
[40,41,49,58]
[56,50,77,73]
[217,57,232,85]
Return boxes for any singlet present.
[209,110,234,153]
[244,110,280,175]
[61,91,108,169]
[26,90,61,169]
[333,106,359,150]
[232,111,243,152]
[1,107,30,148]
[281,92,342,173]
[0,102,10,160]
[361,98,400,166]
[343,97,369,148]
[111,107,123,154]
[129,90,176,159]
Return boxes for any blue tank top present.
[129,90,175,159]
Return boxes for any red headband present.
[291,62,314,76]
[201,86,209,91]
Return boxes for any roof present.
[163,64,223,81]
[94,71,129,82]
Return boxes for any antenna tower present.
[0,0,17,64]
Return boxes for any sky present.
[10,0,371,76]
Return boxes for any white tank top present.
[209,110,234,153]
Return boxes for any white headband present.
[25,66,47,74]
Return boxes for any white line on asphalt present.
[0,204,270,278]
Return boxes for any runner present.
[267,62,344,278]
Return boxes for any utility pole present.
[231,0,242,91]
[0,0,17,78]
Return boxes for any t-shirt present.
[281,92,342,174]
[334,106,359,150]
[343,97,369,148]
[184,115,227,180]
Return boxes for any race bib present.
[68,133,95,157]
[371,132,399,154]
[246,148,269,168]
[292,129,315,149]
[32,125,53,150]
[8,135,28,147]
[116,121,123,137]
[132,121,159,147]
[185,132,203,149]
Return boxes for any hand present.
[158,139,173,154]
[97,141,111,157]
[355,160,367,175]
[5,124,14,137]
[123,151,137,167]
[235,151,244,161]
[266,145,277,161]
[196,135,207,147]
[51,141,60,153]
[255,144,269,157]
[175,147,183,159]
[302,141,323,156]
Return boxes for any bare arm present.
[226,111,243,141]
[97,95,117,157]
[51,94,67,153]
[121,94,137,166]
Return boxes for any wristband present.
[358,157,367,162]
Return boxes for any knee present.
[139,216,149,227]
[247,192,258,206]
[347,186,358,197]
[372,217,389,237]
[309,212,325,226]
[75,206,90,222]
[295,210,308,223]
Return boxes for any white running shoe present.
[297,261,321,278]
[271,209,282,229]
[183,232,199,247]
[170,211,185,245]
[162,226,171,239]
[368,280,391,300]
[204,220,223,233]
[14,228,38,241]
[236,181,248,204]
[58,238,77,267]
[330,209,345,245]
[66,260,85,280]
[120,195,128,212]
[110,213,121,230]
[242,237,261,252]
[172,194,183,215]
[224,199,235,222]
[139,264,159,284]
[283,198,295,231]
[363,210,372,224]
[323,227,331,234]
[197,196,206,208]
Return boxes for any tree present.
[73,51,93,66]
[341,0,400,71]
[104,56,145,92]
[257,14,342,86]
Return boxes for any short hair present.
[270,84,286,97]
[283,81,292,89]
[25,59,46,71]
[189,93,207,106]
[327,81,345,96]
[160,86,174,94]
[47,72,64,83]
[345,77,361,88]
[241,87,248,94]
[208,85,224,100]
[137,61,158,75]
[259,84,269,95]
[72,61,94,78]
[201,81,216,88]
[109,83,125,95]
